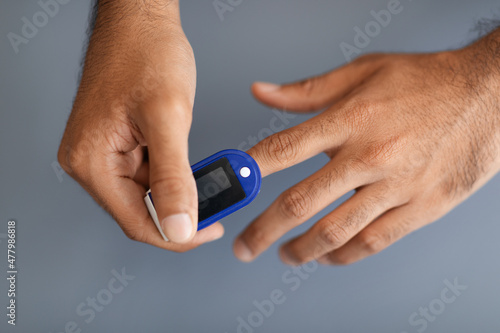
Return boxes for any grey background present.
[1,0,499,332]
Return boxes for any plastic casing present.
[192,149,262,230]
[145,149,261,237]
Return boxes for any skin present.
[59,1,500,264]
[58,0,224,250]
[235,31,500,265]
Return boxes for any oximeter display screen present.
[194,158,246,221]
[196,167,231,201]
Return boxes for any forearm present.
[79,0,188,96]
[94,0,181,30]
[89,0,183,55]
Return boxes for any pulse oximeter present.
[144,149,262,241]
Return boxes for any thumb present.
[252,54,383,112]
[140,100,198,244]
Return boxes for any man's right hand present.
[58,0,224,250]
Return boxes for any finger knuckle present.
[342,155,370,174]
[57,144,71,173]
[241,227,269,253]
[358,230,386,254]
[318,222,349,249]
[143,99,193,129]
[341,100,375,134]
[68,153,85,175]
[263,131,301,167]
[298,76,320,96]
[288,248,311,265]
[279,186,312,220]
[150,174,189,198]
[359,136,408,168]
[387,216,414,243]
[62,141,95,179]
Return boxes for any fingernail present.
[234,238,254,262]
[161,213,193,243]
[256,82,280,92]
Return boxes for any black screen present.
[194,158,246,222]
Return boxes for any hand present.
[58,1,223,250]
[234,31,500,265]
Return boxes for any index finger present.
[247,111,349,177]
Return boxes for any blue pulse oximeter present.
[144,149,262,241]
